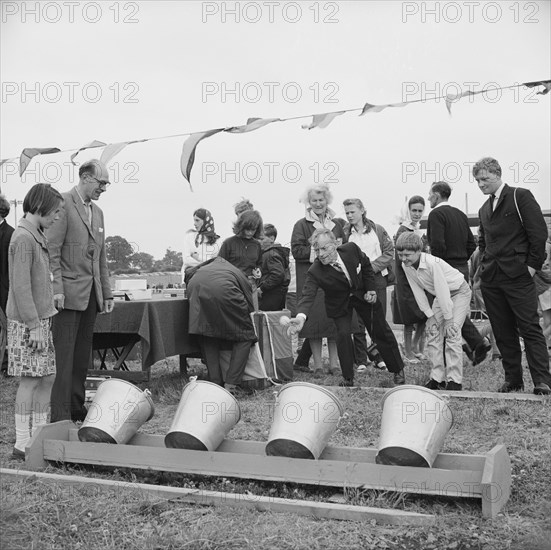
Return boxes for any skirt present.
[7,318,56,377]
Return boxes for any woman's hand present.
[252,267,262,279]
[28,326,46,351]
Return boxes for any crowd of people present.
[1,156,550,459]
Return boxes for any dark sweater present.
[218,235,262,277]
[427,205,476,268]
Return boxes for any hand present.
[101,299,114,314]
[54,294,65,311]
[444,321,459,339]
[252,268,262,279]
[256,287,263,298]
[191,251,199,259]
[28,326,46,351]
[288,316,305,335]
[528,266,536,277]
[364,291,377,304]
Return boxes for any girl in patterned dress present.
[6,184,63,458]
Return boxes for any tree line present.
[106,235,183,274]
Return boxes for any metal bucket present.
[165,377,241,451]
[376,385,453,468]
[78,379,155,444]
[265,382,344,459]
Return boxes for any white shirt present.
[181,230,220,280]
[74,187,92,224]
[348,227,388,276]
[491,183,505,211]
[402,252,465,320]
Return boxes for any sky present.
[1,0,550,260]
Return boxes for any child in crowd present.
[396,232,472,391]
[6,184,63,458]
[258,224,290,311]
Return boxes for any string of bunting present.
[1,79,549,191]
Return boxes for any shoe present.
[293,364,314,373]
[373,360,386,371]
[12,447,25,460]
[446,381,462,391]
[497,383,524,393]
[473,341,492,366]
[462,343,474,362]
[533,383,551,395]
[338,378,354,387]
[355,364,368,373]
[393,370,406,385]
[425,379,446,390]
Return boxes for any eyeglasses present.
[90,176,111,188]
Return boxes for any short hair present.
[79,159,104,179]
[472,157,502,178]
[233,209,263,239]
[431,181,452,200]
[263,223,277,239]
[310,228,336,247]
[0,195,10,218]
[300,184,333,206]
[234,198,254,216]
[408,195,425,207]
[395,232,423,252]
[23,184,63,216]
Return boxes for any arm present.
[259,252,285,292]
[182,231,200,267]
[296,270,320,317]
[218,238,229,261]
[403,267,434,318]
[370,225,394,272]
[427,211,446,259]
[517,189,548,272]
[358,245,376,292]
[46,201,68,309]
[477,210,486,255]
[466,227,476,259]
[98,211,113,307]
[291,219,313,262]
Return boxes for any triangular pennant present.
[70,140,107,165]
[180,129,224,190]
[301,111,345,130]
[522,80,551,95]
[359,102,407,116]
[225,117,280,134]
[445,90,478,115]
[100,142,129,165]
[19,147,61,176]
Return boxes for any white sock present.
[31,410,50,437]
[15,412,32,452]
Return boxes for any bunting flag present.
[0,79,548,184]
[180,128,224,190]
[523,79,551,95]
[100,142,129,165]
[225,117,280,134]
[70,140,107,165]
[302,111,346,130]
[19,147,61,176]
[360,102,408,116]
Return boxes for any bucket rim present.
[183,378,242,422]
[380,384,454,426]
[276,381,344,416]
[96,378,155,421]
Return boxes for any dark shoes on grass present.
[498,383,524,393]
[472,341,492,366]
[533,383,551,396]
[12,447,25,460]
[393,370,406,385]
[338,378,354,387]
[445,381,462,391]
[424,379,446,390]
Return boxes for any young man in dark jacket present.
[258,224,290,311]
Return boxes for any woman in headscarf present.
[291,184,345,373]
[393,195,428,362]
[181,208,220,281]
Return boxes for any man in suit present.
[474,157,551,395]
[288,228,405,387]
[47,160,114,421]
[427,181,491,365]
[0,195,15,373]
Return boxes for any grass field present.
[1,348,550,550]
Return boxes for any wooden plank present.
[66,429,487,471]
[0,468,435,526]
[87,369,149,382]
[43,440,483,497]
[481,444,512,518]
[25,421,73,470]
[329,386,547,401]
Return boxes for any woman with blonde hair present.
[291,184,345,373]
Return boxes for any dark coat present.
[0,220,15,312]
[187,257,257,342]
[259,244,290,292]
[298,242,375,319]
[478,185,548,282]
[218,235,262,277]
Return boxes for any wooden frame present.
[24,421,511,519]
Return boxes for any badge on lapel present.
[99,227,104,233]
[356,263,361,274]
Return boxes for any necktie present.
[84,202,92,224]
[490,194,496,211]
[330,262,343,273]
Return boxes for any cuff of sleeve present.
[423,309,433,318]
[297,313,307,321]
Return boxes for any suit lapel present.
[71,188,97,241]
[491,184,509,217]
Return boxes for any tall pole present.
[10,200,23,227]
